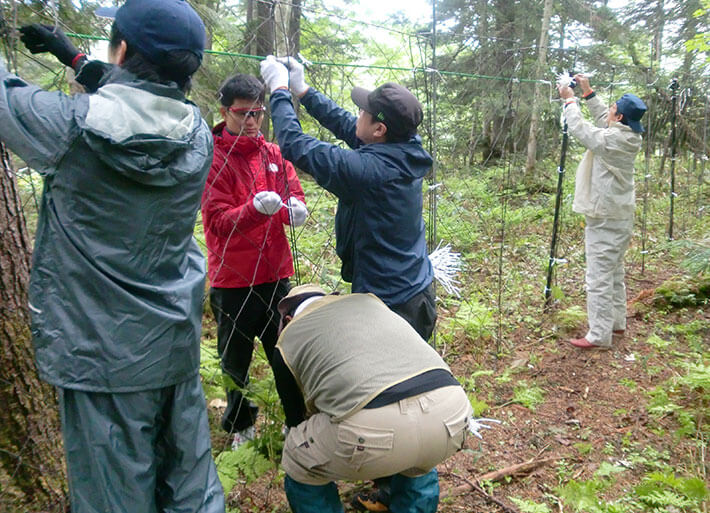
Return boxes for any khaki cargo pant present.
[282,385,473,485]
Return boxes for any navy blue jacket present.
[270,88,433,306]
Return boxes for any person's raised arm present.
[0,61,78,175]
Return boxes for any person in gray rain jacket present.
[558,74,646,350]
[3,1,225,512]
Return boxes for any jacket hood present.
[77,68,212,187]
[365,135,433,179]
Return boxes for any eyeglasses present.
[228,106,266,119]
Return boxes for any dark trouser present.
[209,279,290,433]
[58,376,224,513]
[389,282,437,342]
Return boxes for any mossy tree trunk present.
[0,143,67,512]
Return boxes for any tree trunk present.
[257,0,275,140]
[652,0,664,67]
[0,144,67,511]
[288,0,302,58]
[524,0,554,174]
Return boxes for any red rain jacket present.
[202,122,305,288]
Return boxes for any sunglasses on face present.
[228,106,266,119]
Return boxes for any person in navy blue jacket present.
[261,56,437,341]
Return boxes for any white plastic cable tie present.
[428,182,443,191]
[297,52,312,68]
[468,417,501,439]
[556,71,575,89]
[671,192,679,197]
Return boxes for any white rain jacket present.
[564,95,642,219]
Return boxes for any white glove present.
[276,56,309,97]
[260,55,289,94]
[253,191,283,216]
[286,197,308,227]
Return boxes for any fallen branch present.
[442,473,519,513]
[441,457,559,499]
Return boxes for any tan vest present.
[276,293,451,421]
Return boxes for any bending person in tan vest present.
[271,284,489,513]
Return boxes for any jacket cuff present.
[582,90,596,100]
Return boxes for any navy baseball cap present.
[351,83,424,139]
[615,93,647,133]
[96,0,205,63]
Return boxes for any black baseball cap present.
[351,83,424,139]
[96,0,206,63]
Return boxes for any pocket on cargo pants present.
[334,420,394,472]
[442,395,474,459]
[282,419,333,485]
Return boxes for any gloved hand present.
[19,24,81,68]
[276,56,309,97]
[286,197,308,227]
[253,191,283,216]
[260,55,289,94]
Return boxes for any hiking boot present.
[352,490,390,512]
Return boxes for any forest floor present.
[202,257,710,513]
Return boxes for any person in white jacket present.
[558,74,647,349]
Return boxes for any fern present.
[677,362,710,391]
[200,340,226,401]
[509,497,551,513]
[639,490,693,508]
[594,462,626,478]
[635,471,708,510]
[555,479,608,513]
[215,444,274,492]
[673,238,710,274]
[512,381,545,411]
[446,299,495,340]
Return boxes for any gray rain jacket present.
[0,63,213,392]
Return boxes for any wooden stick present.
[445,474,519,513]
[441,457,558,499]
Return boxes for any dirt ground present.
[213,265,709,513]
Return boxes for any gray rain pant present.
[58,375,225,513]
[584,215,634,347]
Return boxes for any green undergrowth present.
[194,155,709,510]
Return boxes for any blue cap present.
[615,93,647,133]
[96,0,205,63]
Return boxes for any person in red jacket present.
[201,73,307,448]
